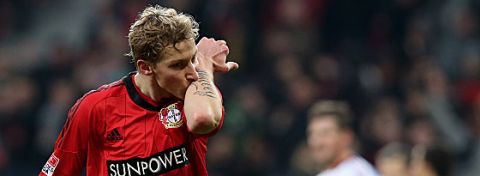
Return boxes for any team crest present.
[159,103,183,129]
[41,153,59,176]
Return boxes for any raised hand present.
[196,37,239,73]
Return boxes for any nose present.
[186,62,199,81]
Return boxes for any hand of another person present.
[196,37,239,73]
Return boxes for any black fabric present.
[123,72,165,111]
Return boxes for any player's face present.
[307,116,344,167]
[152,39,198,100]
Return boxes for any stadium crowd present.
[1,0,480,175]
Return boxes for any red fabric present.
[39,73,224,176]
[130,75,159,107]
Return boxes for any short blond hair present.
[126,5,199,64]
[308,100,352,129]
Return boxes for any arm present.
[184,37,238,135]
[184,70,223,134]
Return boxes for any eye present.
[191,55,197,64]
[170,62,188,69]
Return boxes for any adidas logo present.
[107,128,123,141]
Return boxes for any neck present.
[134,73,172,102]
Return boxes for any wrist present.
[196,65,214,74]
[196,69,214,81]
[196,52,214,72]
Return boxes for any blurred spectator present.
[1,0,480,175]
[0,136,8,174]
[306,100,379,175]
[405,117,436,147]
[360,96,403,162]
[288,141,317,176]
[410,145,453,176]
[206,134,236,176]
[376,142,411,176]
[34,79,77,155]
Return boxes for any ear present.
[136,59,153,75]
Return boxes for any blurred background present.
[1,0,480,175]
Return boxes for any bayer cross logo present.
[160,103,183,129]
[166,108,181,123]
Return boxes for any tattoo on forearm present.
[192,71,216,98]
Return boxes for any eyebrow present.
[168,50,197,64]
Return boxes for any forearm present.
[184,70,223,134]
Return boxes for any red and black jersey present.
[39,72,224,176]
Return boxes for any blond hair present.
[126,5,199,64]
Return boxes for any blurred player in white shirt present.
[307,100,379,176]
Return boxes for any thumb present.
[225,62,239,71]
[215,62,239,73]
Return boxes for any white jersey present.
[317,156,379,176]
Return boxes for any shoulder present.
[339,156,379,175]
[82,79,125,103]
[320,156,379,176]
[88,79,125,100]
[72,79,126,114]
[62,79,127,138]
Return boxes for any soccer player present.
[39,5,238,176]
[307,100,379,176]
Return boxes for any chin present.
[176,88,188,100]
[176,92,186,100]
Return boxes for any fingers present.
[196,37,213,47]
[220,45,229,55]
[198,37,209,44]
[218,40,227,45]
[197,37,238,72]
[225,62,239,71]
[198,37,229,55]
[199,37,227,45]
[216,62,239,73]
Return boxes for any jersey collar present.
[123,72,176,111]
